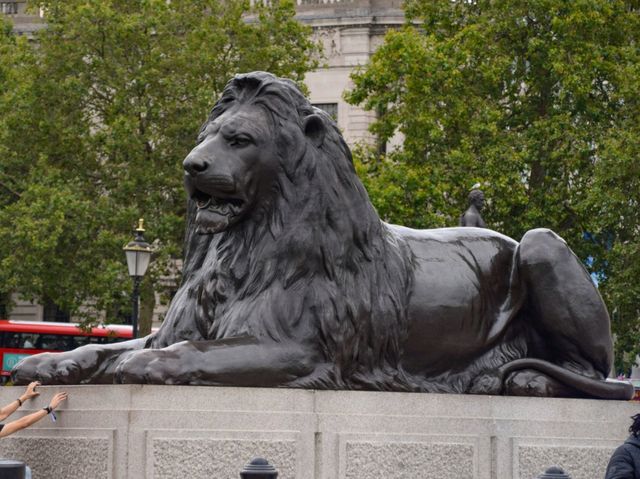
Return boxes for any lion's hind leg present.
[517,228,613,380]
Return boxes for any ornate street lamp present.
[123,218,153,339]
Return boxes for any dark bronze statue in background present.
[459,189,487,228]
[12,72,633,400]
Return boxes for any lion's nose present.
[183,152,209,176]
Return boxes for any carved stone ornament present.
[12,72,633,400]
[316,28,341,58]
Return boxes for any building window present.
[43,299,70,323]
[0,2,18,15]
[312,103,338,121]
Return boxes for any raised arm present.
[0,391,67,438]
[0,381,40,421]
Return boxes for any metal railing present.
[0,2,19,15]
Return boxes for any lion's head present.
[183,72,329,235]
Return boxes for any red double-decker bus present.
[0,319,134,381]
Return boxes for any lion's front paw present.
[114,350,174,385]
[11,355,42,385]
[11,353,80,385]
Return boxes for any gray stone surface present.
[152,438,296,479]
[344,440,475,478]
[0,385,634,478]
[0,436,110,478]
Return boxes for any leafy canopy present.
[347,0,640,372]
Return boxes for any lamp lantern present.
[123,218,153,338]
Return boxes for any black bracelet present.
[16,398,22,407]
[42,406,52,414]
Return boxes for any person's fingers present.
[25,382,41,398]
[51,392,68,407]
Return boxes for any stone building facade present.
[299,0,404,144]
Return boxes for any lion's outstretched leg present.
[11,337,149,385]
[114,336,320,386]
[512,228,618,397]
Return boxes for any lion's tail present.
[469,358,634,400]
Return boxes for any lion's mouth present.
[193,189,244,213]
[191,188,246,234]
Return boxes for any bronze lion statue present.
[12,72,633,399]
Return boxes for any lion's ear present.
[303,114,325,148]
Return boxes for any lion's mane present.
[153,72,415,390]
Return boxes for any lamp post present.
[123,218,153,339]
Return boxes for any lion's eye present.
[229,136,251,148]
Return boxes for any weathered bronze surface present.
[459,189,487,228]
[12,72,633,399]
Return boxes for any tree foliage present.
[0,0,318,328]
[347,0,640,372]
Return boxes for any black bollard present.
[240,457,278,479]
[0,460,26,479]
[538,466,571,479]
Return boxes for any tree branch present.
[0,179,21,199]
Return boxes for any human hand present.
[48,392,68,411]
[23,381,41,400]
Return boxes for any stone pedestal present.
[0,385,633,478]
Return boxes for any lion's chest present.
[192,267,241,338]
[192,244,289,340]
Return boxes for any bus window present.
[73,335,92,347]
[3,332,21,349]
[0,332,38,349]
[21,335,37,349]
[37,335,67,351]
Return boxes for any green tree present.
[0,0,318,329]
[347,0,640,372]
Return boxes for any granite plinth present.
[0,385,633,478]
